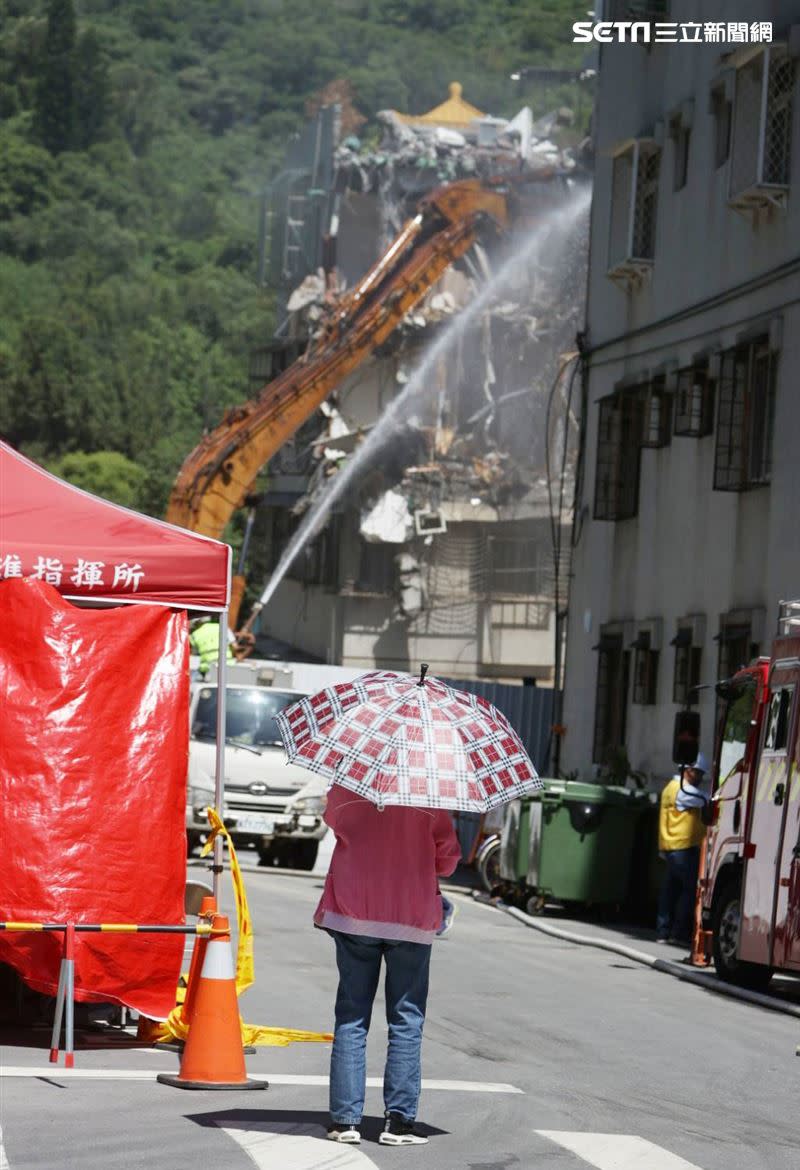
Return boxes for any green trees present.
[34,0,76,154]
[1,0,581,521]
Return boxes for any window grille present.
[594,393,643,520]
[729,47,794,210]
[674,362,714,437]
[639,375,673,448]
[592,633,630,764]
[608,141,661,284]
[672,628,702,704]
[713,337,777,491]
[632,632,659,705]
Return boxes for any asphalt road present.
[1,864,798,1170]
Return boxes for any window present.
[713,337,777,490]
[674,361,714,437]
[670,117,691,191]
[716,619,758,680]
[730,46,794,209]
[592,632,630,764]
[632,631,659,705]
[608,140,661,283]
[594,392,643,520]
[639,374,673,447]
[763,686,794,752]
[355,540,396,595]
[672,628,702,704]
[711,87,732,169]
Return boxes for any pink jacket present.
[314,785,462,944]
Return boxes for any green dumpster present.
[499,780,649,908]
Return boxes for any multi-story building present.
[561,4,800,783]
[254,85,587,684]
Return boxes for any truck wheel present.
[478,838,501,892]
[712,879,773,991]
[290,841,319,871]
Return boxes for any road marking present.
[0,1125,9,1170]
[219,1121,377,1169]
[537,1131,705,1170]
[0,1067,521,1092]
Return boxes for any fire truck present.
[696,600,800,990]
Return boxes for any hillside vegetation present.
[0,0,582,522]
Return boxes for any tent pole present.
[213,611,229,903]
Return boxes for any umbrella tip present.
[417,663,429,687]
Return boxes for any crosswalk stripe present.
[536,1131,705,1170]
[0,1066,520,1092]
[0,1125,9,1170]
[218,1122,378,1169]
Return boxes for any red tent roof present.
[0,441,230,610]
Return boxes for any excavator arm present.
[165,173,557,621]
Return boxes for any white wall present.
[561,5,800,782]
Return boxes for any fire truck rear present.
[698,600,800,989]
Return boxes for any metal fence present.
[441,677,554,773]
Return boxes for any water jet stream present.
[251,185,591,623]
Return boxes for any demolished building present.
[252,83,588,682]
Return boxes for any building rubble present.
[257,83,589,679]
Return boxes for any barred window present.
[730,47,794,204]
[674,362,714,437]
[608,141,661,277]
[639,375,673,448]
[672,628,702,704]
[713,337,777,491]
[594,393,643,521]
[592,633,629,765]
[632,631,658,705]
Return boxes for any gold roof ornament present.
[395,82,486,129]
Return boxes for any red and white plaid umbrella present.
[275,667,542,812]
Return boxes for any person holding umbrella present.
[277,665,542,1147]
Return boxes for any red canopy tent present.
[0,440,230,609]
[0,440,232,1019]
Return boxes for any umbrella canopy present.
[275,668,542,812]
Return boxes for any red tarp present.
[0,440,230,610]
[0,578,188,1018]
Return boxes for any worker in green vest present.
[189,616,236,679]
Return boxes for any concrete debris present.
[396,553,424,618]
[360,490,413,544]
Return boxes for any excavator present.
[165,170,561,627]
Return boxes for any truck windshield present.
[192,688,305,748]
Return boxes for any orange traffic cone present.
[157,914,267,1091]
[154,894,216,1052]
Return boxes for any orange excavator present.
[165,172,559,626]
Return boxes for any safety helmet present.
[691,752,709,776]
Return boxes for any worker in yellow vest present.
[189,616,236,679]
[656,753,709,947]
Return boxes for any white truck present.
[186,659,363,869]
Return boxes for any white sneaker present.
[379,1114,429,1146]
[327,1125,361,1144]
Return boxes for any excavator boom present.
[166,175,557,547]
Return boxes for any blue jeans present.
[329,931,432,1126]
[656,846,699,942]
